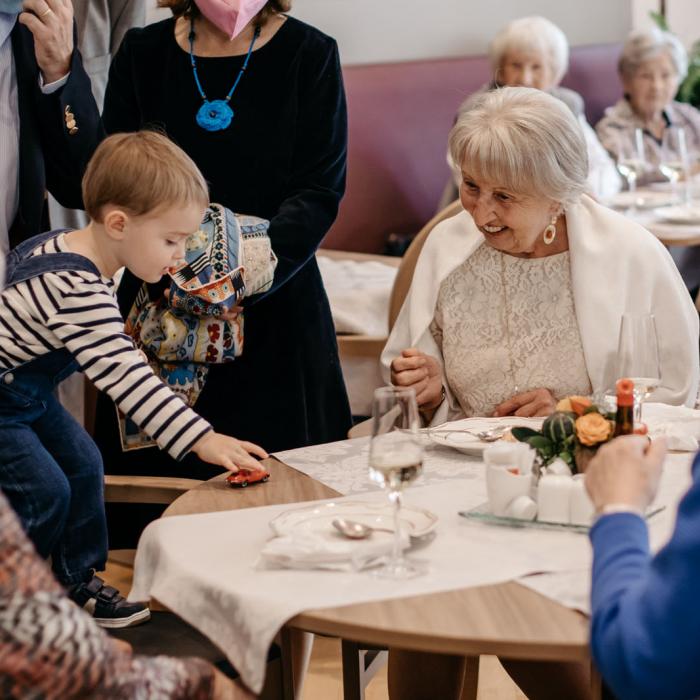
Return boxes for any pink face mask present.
[195,0,269,40]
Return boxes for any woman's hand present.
[585,435,666,513]
[493,388,557,417]
[191,432,268,472]
[19,0,74,84]
[390,348,443,408]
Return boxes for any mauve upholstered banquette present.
[323,44,622,253]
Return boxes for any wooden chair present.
[348,199,462,440]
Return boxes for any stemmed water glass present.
[368,386,426,579]
[615,128,647,215]
[615,313,661,424]
[660,125,691,206]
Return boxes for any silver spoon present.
[331,518,394,539]
[428,427,507,442]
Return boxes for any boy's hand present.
[192,432,268,472]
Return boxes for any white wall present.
[147,1,635,65]
[292,0,633,65]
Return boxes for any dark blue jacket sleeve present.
[22,25,103,209]
[589,453,700,700]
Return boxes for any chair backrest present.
[387,199,463,330]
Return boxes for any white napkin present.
[644,403,700,452]
[258,530,410,572]
[649,422,699,451]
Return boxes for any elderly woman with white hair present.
[597,27,700,183]
[444,16,620,204]
[383,88,697,437]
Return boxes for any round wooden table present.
[164,457,600,699]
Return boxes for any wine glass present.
[615,128,647,214]
[660,126,691,206]
[615,313,661,424]
[368,386,426,579]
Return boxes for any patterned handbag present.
[118,203,277,451]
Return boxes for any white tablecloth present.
[131,406,696,692]
[131,477,612,693]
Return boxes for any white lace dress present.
[430,244,592,417]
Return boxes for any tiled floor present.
[105,553,527,699]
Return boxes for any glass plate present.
[459,502,665,533]
[270,501,439,538]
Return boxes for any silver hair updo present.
[618,27,688,81]
[489,16,570,86]
[449,87,588,208]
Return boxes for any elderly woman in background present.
[441,16,620,207]
[596,27,700,183]
[383,88,697,437]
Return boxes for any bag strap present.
[5,231,103,288]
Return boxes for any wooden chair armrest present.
[104,475,204,505]
[336,335,387,360]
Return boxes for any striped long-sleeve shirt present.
[0,233,212,460]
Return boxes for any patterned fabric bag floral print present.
[118,204,277,451]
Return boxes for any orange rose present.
[575,413,612,447]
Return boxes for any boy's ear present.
[102,209,129,241]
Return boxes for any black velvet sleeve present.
[244,37,347,306]
[102,27,142,135]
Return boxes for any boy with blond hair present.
[0,131,267,628]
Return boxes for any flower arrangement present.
[511,396,615,475]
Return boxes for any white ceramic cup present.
[569,474,595,526]
[537,474,572,524]
[485,464,533,517]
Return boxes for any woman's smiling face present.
[459,169,560,257]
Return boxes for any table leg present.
[459,656,479,700]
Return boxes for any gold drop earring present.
[542,215,558,245]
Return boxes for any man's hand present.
[493,388,557,417]
[191,431,268,473]
[390,348,443,409]
[19,0,73,85]
[585,435,666,513]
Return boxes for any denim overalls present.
[0,231,108,586]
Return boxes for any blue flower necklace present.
[189,20,260,132]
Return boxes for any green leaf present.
[527,436,555,458]
[511,427,541,442]
[559,451,574,465]
[649,10,669,30]
[583,405,600,415]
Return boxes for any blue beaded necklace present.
[189,20,260,132]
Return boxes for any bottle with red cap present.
[613,378,635,437]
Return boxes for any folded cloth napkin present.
[649,422,699,451]
[644,403,700,451]
[258,530,410,572]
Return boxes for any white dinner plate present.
[428,417,544,456]
[607,191,678,210]
[653,204,700,225]
[269,501,438,538]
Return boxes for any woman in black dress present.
[94,0,351,481]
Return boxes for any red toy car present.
[226,467,270,488]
